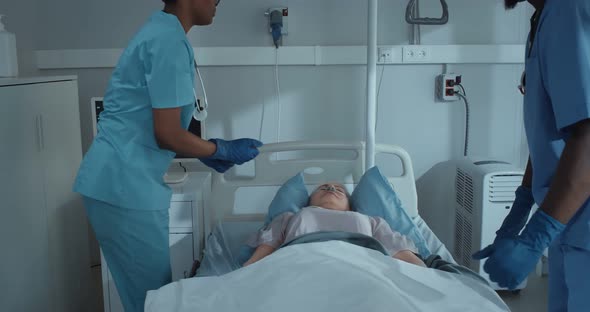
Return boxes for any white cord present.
[260,49,282,144]
[375,65,386,133]
[275,48,282,144]
[259,94,266,142]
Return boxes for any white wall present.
[0,1,40,76]
[34,0,532,166]
[30,0,533,256]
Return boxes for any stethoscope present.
[193,60,209,121]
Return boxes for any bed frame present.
[204,141,418,237]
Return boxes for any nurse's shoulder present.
[132,11,188,50]
[113,11,191,73]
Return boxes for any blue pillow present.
[351,166,431,257]
[264,172,309,225]
[237,172,309,265]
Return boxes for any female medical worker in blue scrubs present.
[73,0,262,311]
[473,0,590,311]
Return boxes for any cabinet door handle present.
[35,115,42,152]
[39,115,45,150]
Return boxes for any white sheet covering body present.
[145,241,509,312]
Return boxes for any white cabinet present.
[0,76,91,312]
[170,233,195,281]
[101,172,211,312]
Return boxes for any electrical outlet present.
[267,7,289,35]
[378,47,395,64]
[403,46,431,63]
[436,74,461,102]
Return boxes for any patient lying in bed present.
[244,183,426,267]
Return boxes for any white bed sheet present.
[146,241,507,312]
[413,215,456,264]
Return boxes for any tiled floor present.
[500,273,549,312]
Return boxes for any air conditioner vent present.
[454,212,464,263]
[456,169,465,205]
[456,169,475,214]
[488,174,523,202]
[454,211,474,267]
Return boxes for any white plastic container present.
[0,15,19,77]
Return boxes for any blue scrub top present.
[524,0,590,250]
[74,11,195,210]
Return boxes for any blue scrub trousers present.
[84,197,171,312]
[548,236,590,312]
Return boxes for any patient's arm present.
[243,244,276,267]
[393,250,427,267]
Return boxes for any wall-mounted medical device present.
[265,7,288,48]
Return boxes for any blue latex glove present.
[199,158,234,173]
[481,210,565,289]
[210,138,263,165]
[473,186,535,259]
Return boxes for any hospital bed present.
[145,141,509,312]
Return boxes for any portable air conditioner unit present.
[454,158,527,290]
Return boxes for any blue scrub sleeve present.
[543,0,590,131]
[144,37,194,109]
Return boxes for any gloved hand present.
[473,186,535,259]
[481,210,565,289]
[209,138,263,165]
[199,158,234,173]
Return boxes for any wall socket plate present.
[378,47,395,64]
[436,74,460,102]
[403,46,432,63]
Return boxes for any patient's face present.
[309,183,351,211]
